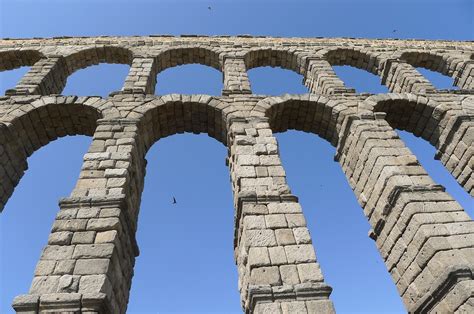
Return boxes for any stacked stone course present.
[0,35,473,313]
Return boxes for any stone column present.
[303,57,355,95]
[118,57,157,95]
[435,114,474,196]
[335,113,474,313]
[12,119,145,314]
[381,59,436,93]
[454,60,474,90]
[222,57,252,96]
[227,116,335,314]
[0,122,27,211]
[5,57,67,96]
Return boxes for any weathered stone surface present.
[41,246,74,261]
[57,275,80,293]
[74,259,110,275]
[285,245,317,264]
[94,230,118,243]
[280,265,300,285]
[297,263,324,283]
[250,266,282,286]
[78,275,111,294]
[71,231,96,244]
[72,244,115,259]
[30,276,60,293]
[53,260,76,275]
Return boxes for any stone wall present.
[0,35,473,313]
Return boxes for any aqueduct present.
[0,35,473,313]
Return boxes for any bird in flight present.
[392,29,397,33]
[172,197,177,204]
[208,6,212,10]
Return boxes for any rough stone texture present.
[1,35,472,313]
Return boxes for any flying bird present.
[208,6,212,10]
[172,197,177,204]
[392,29,397,33]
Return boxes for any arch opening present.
[128,133,239,312]
[397,130,472,213]
[332,65,388,94]
[416,67,458,90]
[0,135,92,313]
[0,100,102,212]
[247,66,308,96]
[62,63,130,97]
[0,66,31,95]
[275,130,406,312]
[55,46,134,94]
[155,64,222,96]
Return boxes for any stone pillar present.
[435,114,474,196]
[227,116,335,314]
[454,60,474,90]
[119,57,157,95]
[0,122,28,211]
[335,113,474,313]
[303,57,355,95]
[381,59,436,93]
[222,57,252,96]
[12,119,145,314]
[5,57,67,96]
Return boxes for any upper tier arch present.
[396,50,465,80]
[244,48,309,75]
[0,49,44,71]
[63,46,133,75]
[321,47,384,76]
[55,46,134,93]
[154,46,223,74]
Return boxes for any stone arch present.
[132,94,229,152]
[49,46,134,94]
[398,51,458,77]
[152,47,224,94]
[0,49,44,71]
[118,94,229,232]
[321,48,384,76]
[395,50,473,89]
[252,94,354,146]
[361,93,473,195]
[311,48,389,93]
[361,93,454,145]
[154,46,223,74]
[244,48,310,76]
[0,50,47,95]
[0,96,105,211]
[63,46,134,76]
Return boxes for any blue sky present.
[0,0,473,313]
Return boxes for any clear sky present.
[0,0,473,313]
